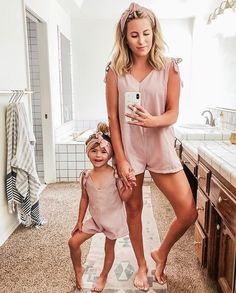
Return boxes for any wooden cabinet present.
[181,149,198,201]
[198,162,211,195]
[182,150,198,178]
[218,222,236,293]
[194,156,236,293]
[194,221,207,267]
[196,189,209,231]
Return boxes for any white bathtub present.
[55,128,95,182]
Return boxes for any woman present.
[105,2,198,291]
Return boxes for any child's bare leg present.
[68,231,93,290]
[92,237,116,292]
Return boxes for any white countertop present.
[174,125,231,141]
[181,140,236,189]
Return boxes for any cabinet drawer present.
[210,176,236,236]
[194,221,207,267]
[196,189,209,231]
[198,162,211,195]
[182,152,197,177]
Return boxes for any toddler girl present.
[68,122,135,292]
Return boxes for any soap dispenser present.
[216,111,224,129]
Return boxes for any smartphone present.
[124,92,142,122]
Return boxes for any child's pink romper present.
[106,57,183,175]
[80,169,129,240]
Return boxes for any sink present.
[178,123,213,129]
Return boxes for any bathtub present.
[55,127,152,182]
[55,128,95,182]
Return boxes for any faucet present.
[201,110,215,126]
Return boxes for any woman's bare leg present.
[68,231,93,290]
[125,173,149,291]
[91,237,116,292]
[150,170,198,284]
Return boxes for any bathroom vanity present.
[174,125,236,293]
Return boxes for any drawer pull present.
[194,241,201,245]
[198,176,204,180]
[218,196,228,203]
[196,206,204,211]
[183,160,190,164]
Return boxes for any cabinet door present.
[218,222,236,293]
[197,189,209,232]
[194,221,207,267]
[198,162,211,195]
[210,175,236,236]
[182,151,198,177]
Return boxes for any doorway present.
[26,12,45,183]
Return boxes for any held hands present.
[126,104,157,128]
[117,160,136,189]
[71,221,83,236]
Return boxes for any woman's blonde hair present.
[111,10,166,76]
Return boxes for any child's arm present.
[71,186,89,236]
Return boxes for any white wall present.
[71,18,116,121]
[0,0,29,245]
[71,17,193,123]
[160,18,193,124]
[0,0,72,245]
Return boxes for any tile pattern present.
[55,141,152,182]
[75,186,167,292]
[174,126,231,141]
[198,141,236,188]
[181,140,236,188]
[26,17,44,183]
[209,108,236,132]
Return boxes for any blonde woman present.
[105,2,197,291]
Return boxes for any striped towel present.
[5,102,44,227]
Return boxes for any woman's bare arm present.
[106,69,134,187]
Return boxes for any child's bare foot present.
[133,266,149,291]
[75,267,85,291]
[151,250,167,285]
[91,275,107,292]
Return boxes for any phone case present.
[124,92,141,122]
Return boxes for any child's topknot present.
[97,122,110,136]
[85,122,111,145]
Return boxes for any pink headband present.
[120,2,156,33]
[86,131,113,159]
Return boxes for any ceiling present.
[57,0,216,20]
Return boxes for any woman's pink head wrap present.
[120,2,156,34]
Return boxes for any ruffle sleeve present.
[104,61,117,83]
[171,57,183,87]
[79,170,89,190]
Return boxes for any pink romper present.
[80,170,129,240]
[107,57,183,175]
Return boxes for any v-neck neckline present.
[129,69,155,84]
[88,170,113,191]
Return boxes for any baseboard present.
[0,220,19,246]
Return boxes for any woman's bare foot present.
[151,250,167,285]
[133,266,149,291]
[91,275,107,292]
[75,267,85,291]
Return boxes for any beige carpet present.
[0,182,219,293]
